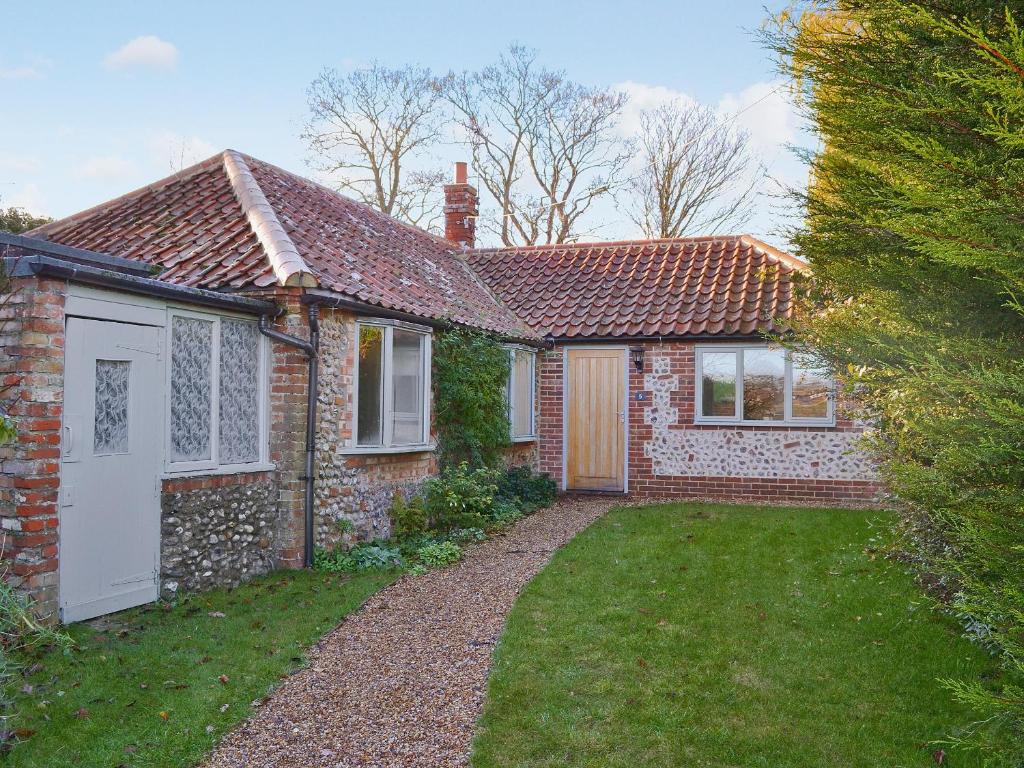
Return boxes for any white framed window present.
[166,309,269,473]
[695,344,834,426]
[506,346,537,441]
[354,320,432,450]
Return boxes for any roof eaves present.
[222,150,318,288]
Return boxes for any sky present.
[0,0,812,248]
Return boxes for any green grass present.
[5,569,396,767]
[472,503,996,768]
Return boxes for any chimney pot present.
[454,161,468,185]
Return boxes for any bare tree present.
[624,100,763,238]
[445,46,629,246]
[304,63,445,229]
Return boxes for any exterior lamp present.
[629,345,645,373]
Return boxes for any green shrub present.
[487,500,524,528]
[424,462,498,530]
[432,329,511,467]
[416,540,462,569]
[390,492,428,536]
[496,465,557,512]
[313,541,403,573]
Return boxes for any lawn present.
[472,503,995,767]
[5,569,396,768]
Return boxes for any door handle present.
[63,425,73,456]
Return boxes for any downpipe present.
[258,304,320,568]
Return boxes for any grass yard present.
[5,569,396,768]
[472,503,995,768]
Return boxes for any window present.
[168,311,267,471]
[506,347,536,440]
[695,345,834,426]
[355,321,431,449]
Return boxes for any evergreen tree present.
[770,1,1024,759]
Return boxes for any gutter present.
[546,332,771,344]
[4,255,277,316]
[300,288,545,348]
[258,306,320,569]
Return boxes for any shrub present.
[496,465,557,512]
[416,540,462,569]
[390,492,428,536]
[424,462,498,530]
[313,541,403,573]
[487,500,524,528]
[432,329,511,467]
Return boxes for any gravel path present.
[203,497,613,768]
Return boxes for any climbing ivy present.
[432,328,510,468]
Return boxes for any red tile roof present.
[467,236,805,339]
[31,151,532,337]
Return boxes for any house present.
[0,151,878,623]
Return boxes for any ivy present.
[432,328,510,468]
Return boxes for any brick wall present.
[0,276,66,620]
[540,340,881,505]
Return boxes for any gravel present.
[203,497,613,768]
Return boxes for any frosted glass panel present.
[170,316,213,462]
[219,319,260,463]
[94,360,130,454]
[357,326,384,446]
[391,330,424,445]
[701,352,737,417]
[743,348,785,421]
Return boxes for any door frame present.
[560,344,629,493]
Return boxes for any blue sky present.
[0,0,810,246]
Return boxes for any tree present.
[0,206,50,234]
[304,63,445,229]
[624,101,762,238]
[445,46,629,246]
[770,1,1024,758]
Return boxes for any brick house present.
[0,151,878,622]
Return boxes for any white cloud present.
[3,183,48,217]
[147,131,217,171]
[717,80,802,152]
[74,155,136,182]
[614,80,698,138]
[0,153,39,174]
[104,36,179,71]
[0,55,53,80]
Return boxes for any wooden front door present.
[566,348,625,491]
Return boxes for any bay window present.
[505,347,537,440]
[355,321,431,449]
[695,345,834,426]
[167,310,268,472]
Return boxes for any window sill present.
[340,443,436,456]
[693,419,836,428]
[162,462,276,479]
[511,435,538,443]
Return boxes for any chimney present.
[444,161,478,250]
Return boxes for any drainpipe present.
[258,304,320,568]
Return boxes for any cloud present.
[147,131,217,171]
[0,153,40,174]
[0,55,53,80]
[614,81,698,137]
[74,155,136,182]
[3,183,48,217]
[104,36,179,71]
[717,80,803,152]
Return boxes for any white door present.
[60,318,163,622]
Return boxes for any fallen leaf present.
[218,675,229,685]
[159,711,169,720]
[74,708,89,719]
[636,656,648,669]
[13,728,35,738]
[208,611,226,618]
[933,749,946,765]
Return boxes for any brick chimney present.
[444,161,478,249]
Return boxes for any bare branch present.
[622,100,765,238]
[303,63,446,227]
